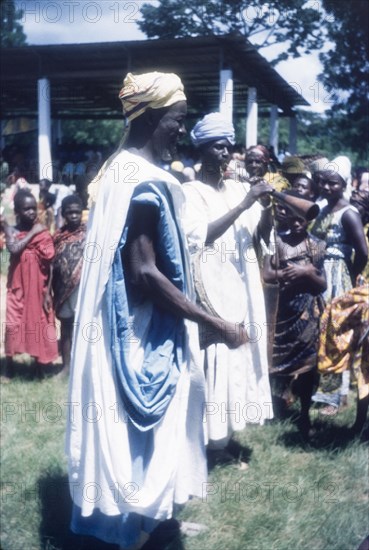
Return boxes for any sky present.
[14,0,330,113]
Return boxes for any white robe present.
[66,151,206,542]
[183,179,273,449]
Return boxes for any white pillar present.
[269,105,279,155]
[38,78,53,181]
[219,69,233,122]
[289,115,297,154]
[246,87,258,148]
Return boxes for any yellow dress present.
[318,281,369,400]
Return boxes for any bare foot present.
[56,366,70,379]
[319,405,338,416]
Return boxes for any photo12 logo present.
[18,1,141,25]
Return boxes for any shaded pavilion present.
[1,34,309,180]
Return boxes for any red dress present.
[5,229,58,364]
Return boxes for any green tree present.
[318,1,369,160]
[138,0,368,161]
[319,0,368,113]
[0,0,27,47]
[138,0,325,64]
[61,120,124,149]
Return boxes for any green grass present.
[179,414,368,550]
[1,366,368,550]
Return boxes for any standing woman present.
[310,168,368,413]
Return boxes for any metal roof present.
[1,34,309,121]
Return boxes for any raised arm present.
[206,180,273,244]
[5,222,46,255]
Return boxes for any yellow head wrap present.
[118,71,186,122]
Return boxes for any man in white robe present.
[183,113,274,455]
[67,74,247,549]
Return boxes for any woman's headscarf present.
[245,145,270,163]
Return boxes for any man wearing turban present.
[67,74,246,549]
[118,71,186,122]
[182,112,274,460]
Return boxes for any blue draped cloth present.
[107,181,187,431]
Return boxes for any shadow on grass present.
[141,520,185,550]
[38,472,119,550]
[228,439,253,464]
[0,356,63,381]
[38,472,186,550]
[207,439,253,472]
[277,417,369,451]
[269,392,368,450]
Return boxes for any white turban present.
[325,155,352,199]
[118,72,186,122]
[328,156,352,185]
[190,112,235,148]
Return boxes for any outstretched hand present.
[241,180,273,209]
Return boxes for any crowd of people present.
[1,71,368,550]
[1,188,86,378]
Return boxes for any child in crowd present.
[38,188,56,235]
[291,175,318,201]
[4,189,58,378]
[263,208,327,439]
[47,195,86,376]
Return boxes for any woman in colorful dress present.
[310,168,368,414]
